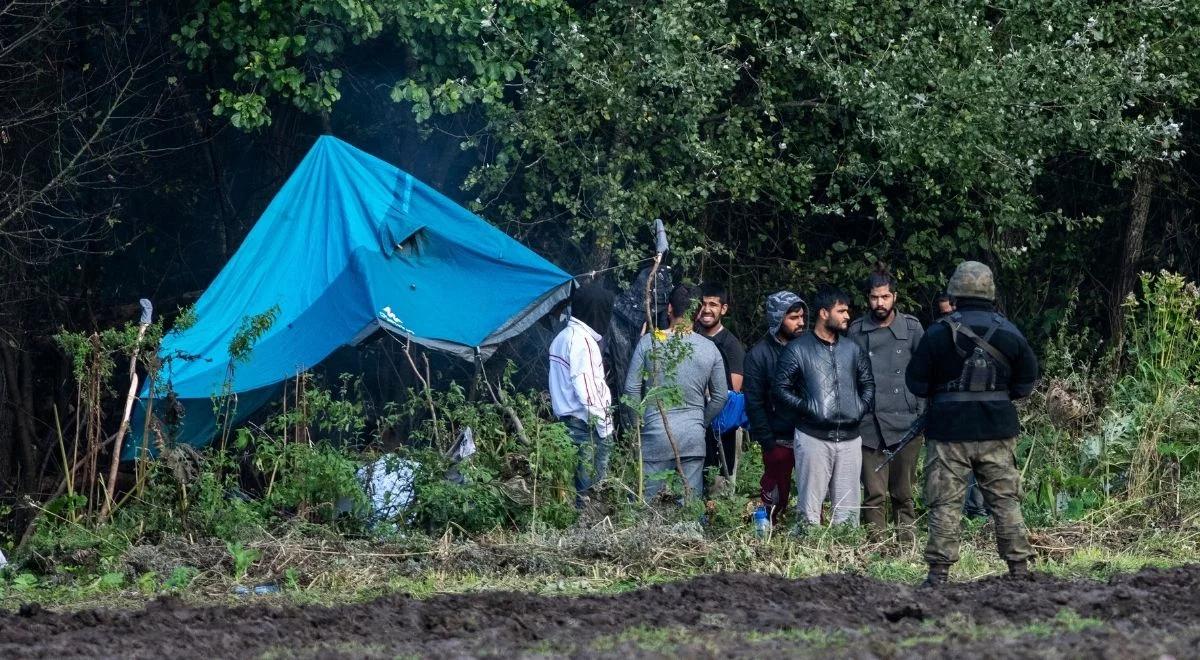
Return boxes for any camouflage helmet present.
[947,261,996,301]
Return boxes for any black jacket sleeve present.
[906,328,935,399]
[1008,332,1039,400]
[742,345,775,450]
[772,343,808,420]
[855,344,875,417]
[909,319,927,415]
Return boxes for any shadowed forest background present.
[2,0,1199,517]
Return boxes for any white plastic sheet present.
[358,454,416,525]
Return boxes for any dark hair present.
[934,292,952,305]
[785,301,807,316]
[699,281,729,306]
[668,284,697,319]
[570,283,614,335]
[865,262,896,294]
[811,286,851,315]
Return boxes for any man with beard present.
[743,291,807,523]
[695,282,746,480]
[848,266,925,540]
[548,283,616,507]
[773,287,874,526]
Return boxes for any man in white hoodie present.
[549,283,616,506]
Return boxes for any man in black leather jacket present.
[773,287,875,526]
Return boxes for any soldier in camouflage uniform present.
[905,261,1039,586]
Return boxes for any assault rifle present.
[874,413,926,473]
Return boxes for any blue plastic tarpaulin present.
[129,136,572,453]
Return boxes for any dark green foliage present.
[175,0,1200,346]
[398,374,580,533]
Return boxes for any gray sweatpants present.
[644,456,705,502]
[794,430,862,526]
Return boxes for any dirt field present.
[2,564,1198,658]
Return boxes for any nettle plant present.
[212,305,281,449]
[54,312,174,521]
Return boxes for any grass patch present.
[2,516,1198,612]
[893,608,1104,648]
[744,626,859,647]
[535,624,857,656]
[522,610,1107,657]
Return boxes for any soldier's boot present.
[1006,559,1031,579]
[921,563,951,588]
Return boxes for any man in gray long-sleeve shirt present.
[625,284,727,501]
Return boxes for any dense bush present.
[20,272,1200,579]
[1018,271,1200,524]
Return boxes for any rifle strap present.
[941,314,1011,372]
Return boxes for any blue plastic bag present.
[711,390,748,434]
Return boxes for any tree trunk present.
[428,128,460,193]
[588,226,613,284]
[0,337,37,491]
[18,347,38,491]
[0,340,13,484]
[1110,165,1155,347]
[200,63,236,258]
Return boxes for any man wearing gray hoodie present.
[743,291,807,522]
[624,284,728,501]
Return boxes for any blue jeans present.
[562,416,610,503]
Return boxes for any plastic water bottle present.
[753,505,771,538]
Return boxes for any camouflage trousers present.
[924,438,1035,565]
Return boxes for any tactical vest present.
[935,312,1011,403]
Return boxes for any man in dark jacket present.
[744,291,807,523]
[848,267,924,540]
[906,261,1039,586]
[933,293,989,520]
[934,292,955,321]
[773,287,874,526]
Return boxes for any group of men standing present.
[548,260,1039,585]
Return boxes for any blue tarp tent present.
[130,136,572,452]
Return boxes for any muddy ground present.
[2,565,1199,658]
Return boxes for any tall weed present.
[1104,272,1200,510]
[1019,273,1200,523]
